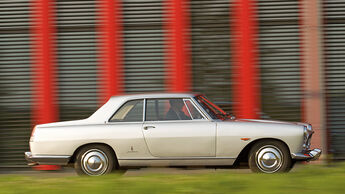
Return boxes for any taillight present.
[30,126,36,142]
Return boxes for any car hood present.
[233,118,308,127]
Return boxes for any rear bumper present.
[291,148,322,161]
[25,152,70,166]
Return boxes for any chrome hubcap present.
[81,149,108,176]
[256,146,283,173]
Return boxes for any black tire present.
[248,140,292,173]
[286,160,296,172]
[74,144,117,176]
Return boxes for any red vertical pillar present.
[30,0,59,170]
[165,0,191,92]
[231,0,260,119]
[97,0,123,103]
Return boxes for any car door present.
[142,98,216,157]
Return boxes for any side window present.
[146,99,192,121]
[109,100,143,122]
[184,99,205,120]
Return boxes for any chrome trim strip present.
[118,157,236,166]
[118,157,236,160]
[143,98,147,122]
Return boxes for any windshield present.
[194,95,231,120]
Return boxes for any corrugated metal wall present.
[0,0,32,166]
[190,0,232,112]
[56,0,100,121]
[257,0,303,121]
[122,0,166,93]
[0,0,345,167]
[323,0,345,159]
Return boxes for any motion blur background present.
[0,0,343,168]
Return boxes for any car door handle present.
[143,126,155,130]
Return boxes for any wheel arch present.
[234,138,291,166]
[69,142,119,168]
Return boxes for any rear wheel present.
[248,140,292,173]
[74,145,116,176]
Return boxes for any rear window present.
[109,100,143,122]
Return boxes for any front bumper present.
[291,148,322,161]
[25,152,71,166]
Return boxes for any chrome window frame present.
[105,95,215,124]
[189,96,214,121]
[183,99,194,119]
[183,99,207,120]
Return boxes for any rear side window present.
[109,100,143,122]
[146,99,192,121]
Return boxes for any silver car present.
[25,93,321,175]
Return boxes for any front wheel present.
[74,145,116,176]
[248,140,292,173]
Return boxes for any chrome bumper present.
[291,148,322,161]
[25,152,71,166]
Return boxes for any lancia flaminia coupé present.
[25,93,321,175]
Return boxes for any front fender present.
[216,121,304,158]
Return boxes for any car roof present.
[88,92,204,122]
[109,92,200,101]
